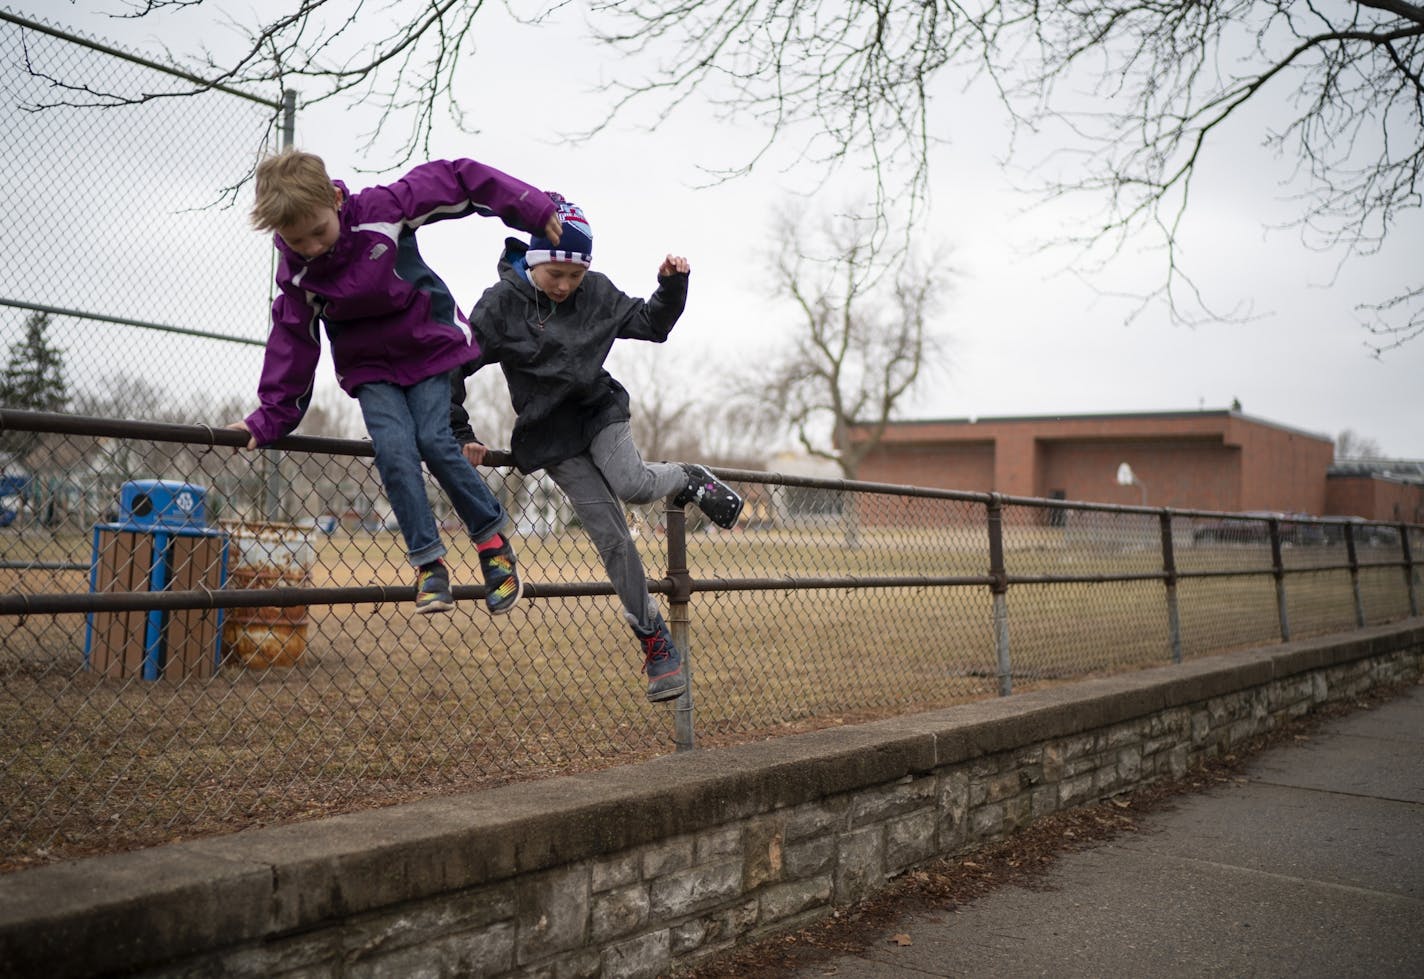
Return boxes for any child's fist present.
[225,420,257,451]
[461,441,487,467]
[659,255,690,277]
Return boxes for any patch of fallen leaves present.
[667,680,1416,979]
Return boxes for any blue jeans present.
[355,372,507,567]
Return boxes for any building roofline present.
[1328,460,1424,484]
[857,409,1333,445]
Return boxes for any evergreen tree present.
[0,311,70,465]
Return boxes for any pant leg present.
[406,372,507,543]
[355,381,444,567]
[546,451,659,632]
[587,421,685,504]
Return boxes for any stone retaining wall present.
[2,620,1420,978]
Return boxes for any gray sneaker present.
[636,614,686,702]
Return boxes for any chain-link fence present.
[2,8,1422,874]
[0,9,287,420]
[1,409,1420,870]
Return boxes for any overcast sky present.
[11,1,1424,459]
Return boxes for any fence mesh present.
[689,488,998,738]
[0,11,282,418]
[1,419,1419,870]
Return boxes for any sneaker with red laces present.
[636,613,686,702]
[477,534,522,615]
[414,559,454,614]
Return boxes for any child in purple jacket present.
[228,148,560,616]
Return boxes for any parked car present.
[1191,511,1282,545]
[1279,513,1328,546]
[1324,517,1401,547]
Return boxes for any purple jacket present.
[243,159,556,446]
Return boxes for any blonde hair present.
[250,149,336,231]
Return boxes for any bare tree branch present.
[584,1,1422,344]
[22,1,1424,342]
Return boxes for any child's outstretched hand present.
[659,255,690,277]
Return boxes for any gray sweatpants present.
[545,422,687,634]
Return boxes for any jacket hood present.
[496,237,536,294]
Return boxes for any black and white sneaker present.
[673,464,743,529]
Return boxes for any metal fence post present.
[1346,524,1366,628]
[986,494,1011,696]
[261,89,299,524]
[281,88,296,148]
[665,501,694,752]
[1401,526,1418,618]
[1159,511,1182,663]
[1269,516,1290,641]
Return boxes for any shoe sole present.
[646,679,687,703]
[415,599,455,615]
[486,576,523,616]
[713,493,744,530]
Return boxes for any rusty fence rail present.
[1,409,1420,868]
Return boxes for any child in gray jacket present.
[451,194,741,702]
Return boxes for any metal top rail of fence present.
[1,408,1420,870]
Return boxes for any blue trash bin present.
[85,481,229,681]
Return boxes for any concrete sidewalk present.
[785,684,1424,979]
